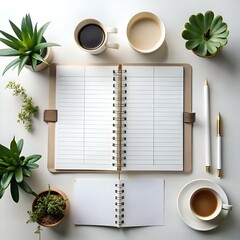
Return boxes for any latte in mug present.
[190,187,232,221]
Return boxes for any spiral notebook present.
[44,64,195,172]
[74,178,164,227]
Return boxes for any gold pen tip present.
[217,169,222,178]
[205,79,208,86]
[206,166,211,173]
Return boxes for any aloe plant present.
[0,137,41,202]
[0,14,59,75]
[182,11,229,57]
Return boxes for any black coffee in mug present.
[78,24,105,50]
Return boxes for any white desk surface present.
[0,0,239,239]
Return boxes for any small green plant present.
[27,186,67,238]
[0,13,59,75]
[182,10,229,57]
[0,137,41,202]
[6,81,39,132]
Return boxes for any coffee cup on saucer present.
[189,187,232,221]
[126,12,166,54]
[74,19,119,54]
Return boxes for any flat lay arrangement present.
[0,1,239,240]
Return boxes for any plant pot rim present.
[32,188,69,228]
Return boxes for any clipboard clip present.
[44,110,58,123]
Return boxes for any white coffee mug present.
[74,19,119,54]
[126,12,166,54]
[189,187,232,221]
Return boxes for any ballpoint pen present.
[204,80,211,172]
[217,113,222,177]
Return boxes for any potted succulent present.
[0,137,41,202]
[27,185,69,236]
[182,10,229,57]
[0,14,59,75]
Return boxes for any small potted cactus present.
[182,10,229,57]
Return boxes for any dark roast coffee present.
[78,24,105,50]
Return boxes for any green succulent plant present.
[182,11,229,57]
[0,13,59,75]
[0,137,41,202]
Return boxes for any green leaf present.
[34,42,59,52]
[22,168,32,177]
[210,37,228,46]
[9,20,23,40]
[18,55,30,75]
[0,188,5,199]
[31,58,37,71]
[0,30,23,48]
[19,180,36,196]
[1,172,14,189]
[185,40,201,50]
[2,57,20,75]
[213,30,229,39]
[0,144,11,159]
[25,14,33,36]
[204,11,214,32]
[210,15,223,34]
[196,41,208,57]
[10,137,19,155]
[37,22,51,44]
[15,167,23,183]
[212,24,227,35]
[17,139,24,155]
[182,30,202,40]
[206,41,218,54]
[26,162,39,169]
[0,48,20,56]
[0,161,10,167]
[31,52,47,64]
[189,14,203,33]
[10,179,19,202]
[184,22,202,35]
[0,37,20,50]
[25,154,42,163]
[195,13,205,32]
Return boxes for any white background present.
[0,0,239,239]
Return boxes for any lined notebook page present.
[123,66,184,171]
[55,65,117,170]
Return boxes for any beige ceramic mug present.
[189,187,232,221]
[127,12,166,54]
[74,19,119,54]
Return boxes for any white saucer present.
[177,179,230,231]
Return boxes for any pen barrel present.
[217,136,222,169]
[204,85,211,166]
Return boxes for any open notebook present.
[73,178,164,228]
[44,64,195,172]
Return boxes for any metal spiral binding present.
[114,183,125,225]
[112,66,127,170]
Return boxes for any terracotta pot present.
[25,47,53,72]
[32,188,69,228]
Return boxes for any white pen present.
[204,80,211,172]
[217,113,222,177]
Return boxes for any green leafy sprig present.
[6,81,39,132]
